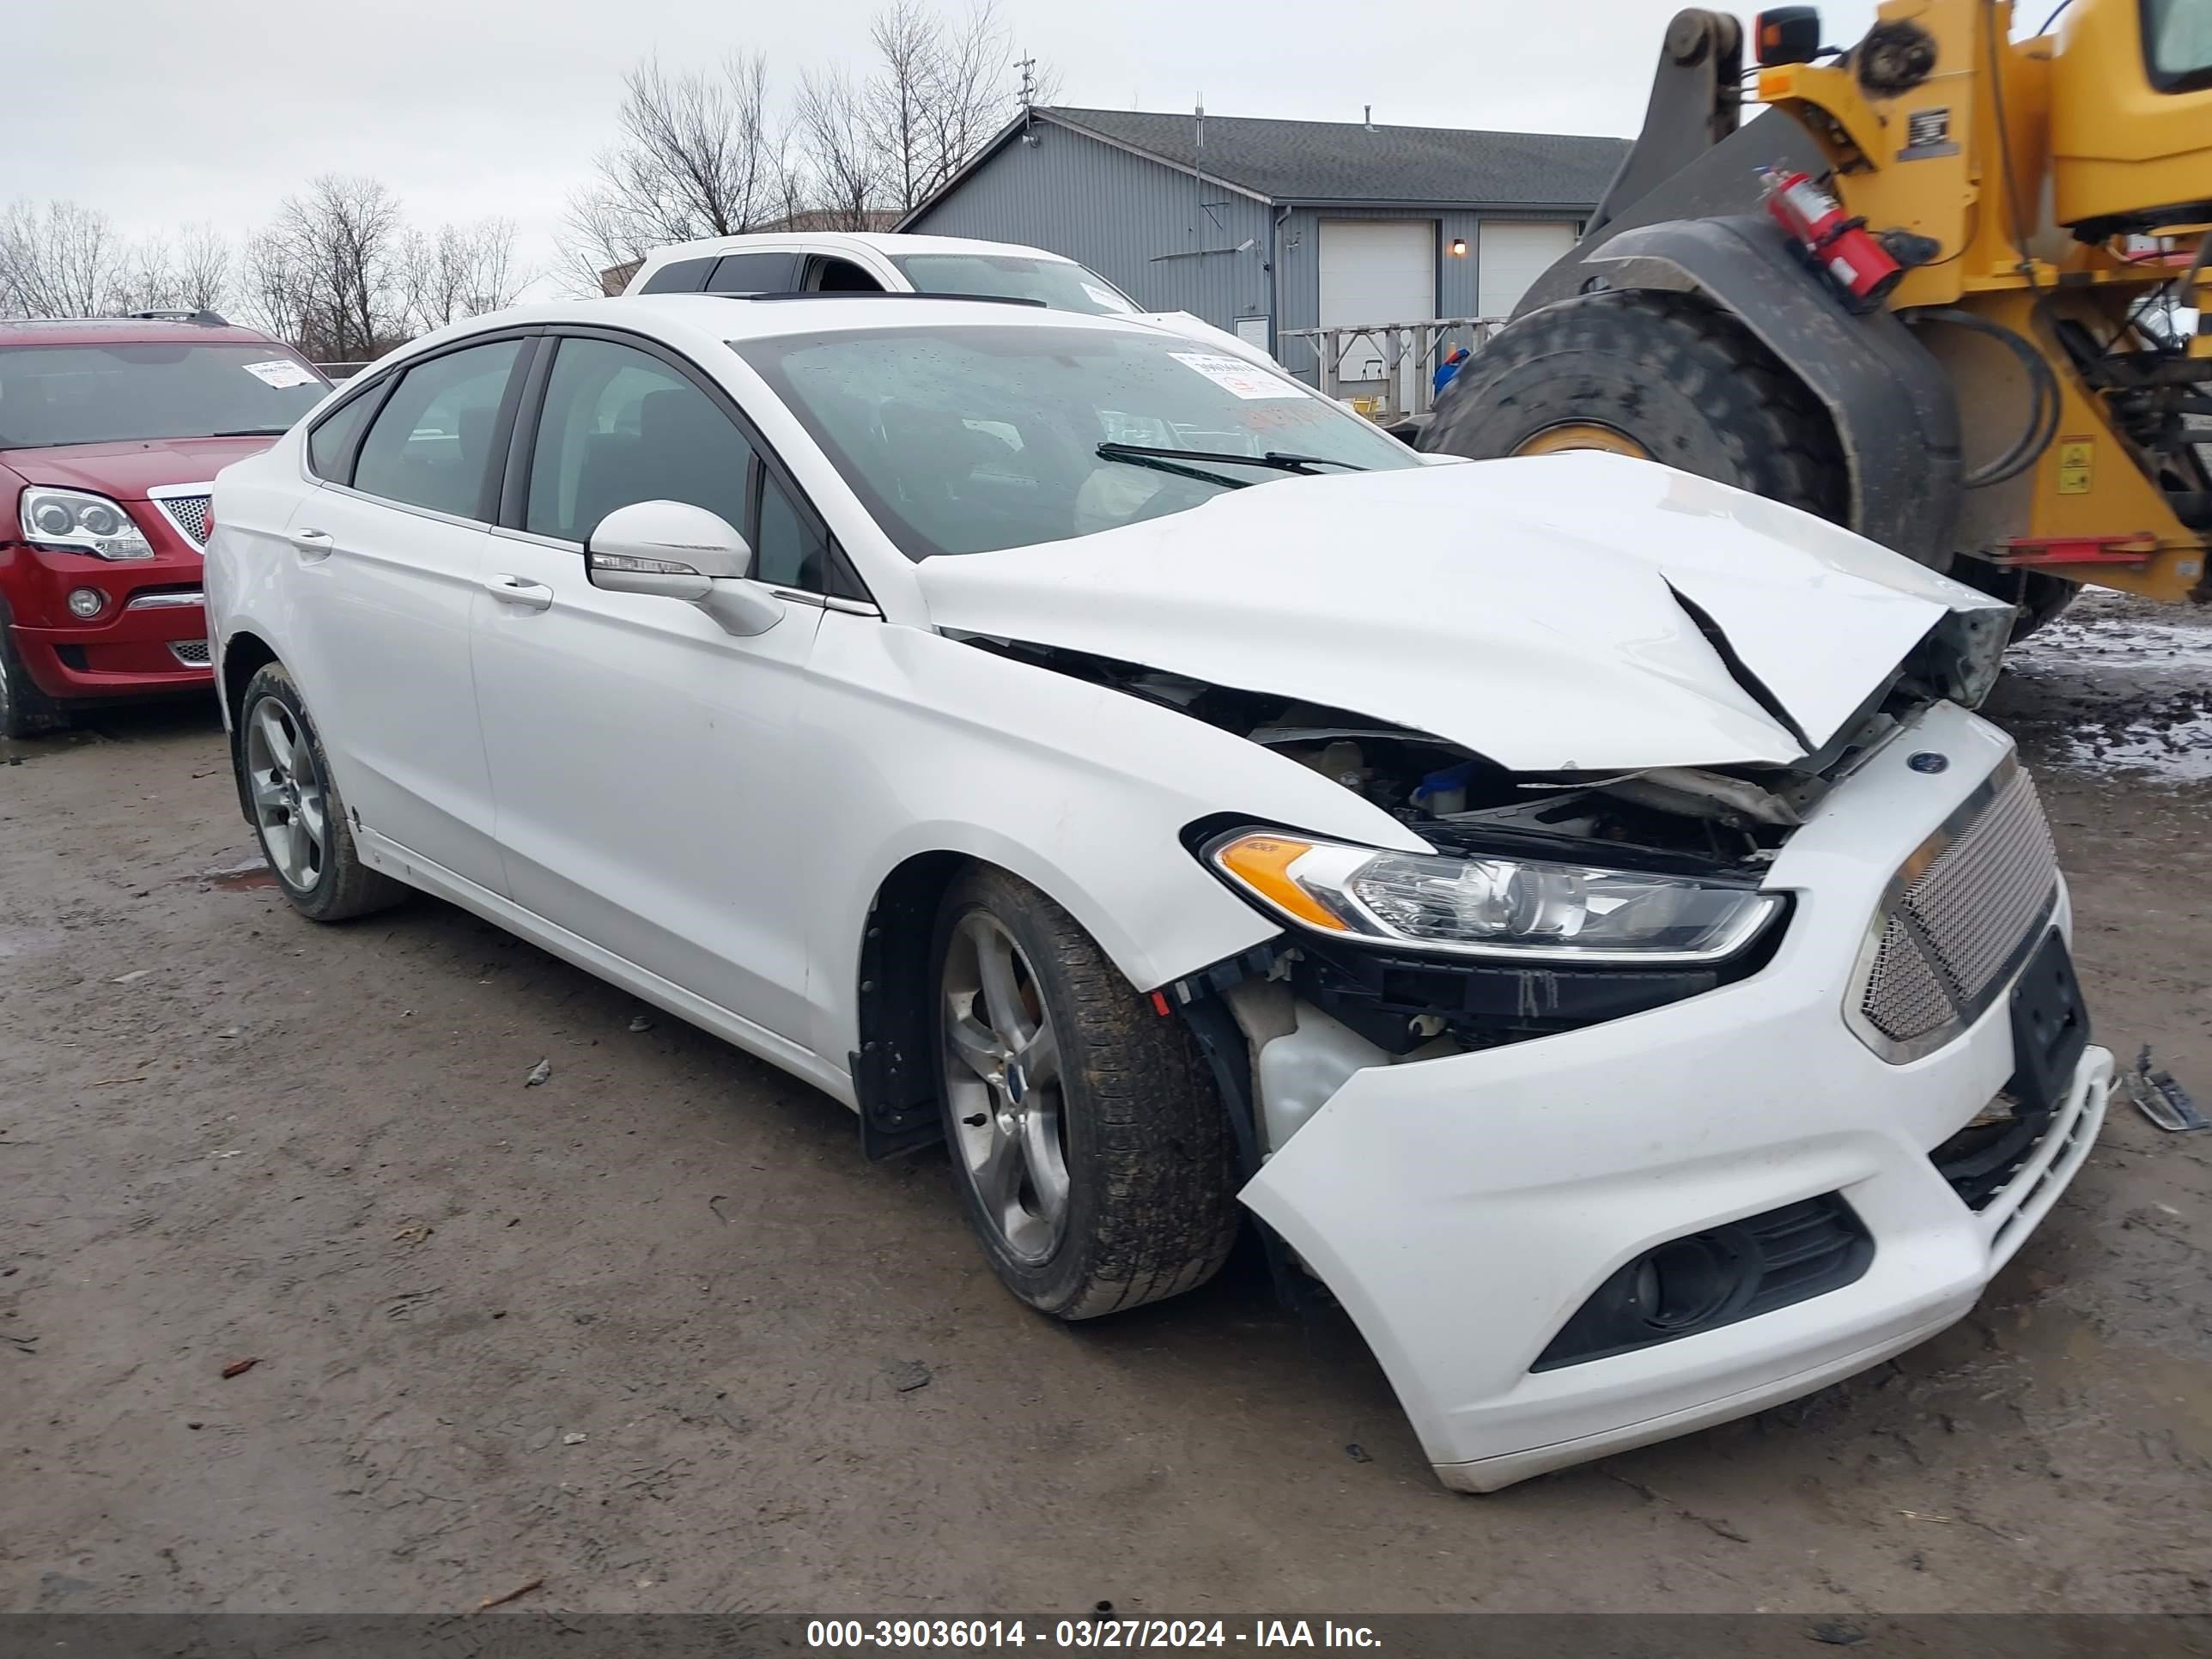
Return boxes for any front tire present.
[236,662,405,921]
[1424,290,1847,521]
[0,601,68,740]
[932,867,1240,1320]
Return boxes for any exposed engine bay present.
[964,627,1982,1137]
[965,632,1958,876]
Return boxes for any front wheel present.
[932,867,1240,1320]
[235,662,406,921]
[0,601,68,740]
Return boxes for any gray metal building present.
[898,106,1628,389]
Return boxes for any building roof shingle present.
[1038,106,1628,209]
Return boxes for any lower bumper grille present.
[168,638,211,666]
[1930,1094,2056,1212]
[1850,757,2060,1060]
[1533,1194,1874,1371]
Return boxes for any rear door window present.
[350,338,523,520]
[705,252,800,293]
[638,257,717,294]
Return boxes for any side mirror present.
[1754,5,1822,66]
[585,499,782,637]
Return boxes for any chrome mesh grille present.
[1859,765,2059,1047]
[168,639,211,666]
[159,495,211,545]
[1861,916,1957,1045]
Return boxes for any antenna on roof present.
[1017,54,1040,143]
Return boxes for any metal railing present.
[1278,317,1507,421]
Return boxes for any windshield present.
[737,324,1417,561]
[887,253,1139,317]
[0,343,326,449]
[2144,0,2212,87]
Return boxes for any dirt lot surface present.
[3,593,2209,1617]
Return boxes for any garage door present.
[1318,219,1436,409]
[1477,221,1578,319]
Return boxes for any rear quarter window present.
[306,386,382,483]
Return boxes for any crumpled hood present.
[915,451,2010,774]
[0,435,277,499]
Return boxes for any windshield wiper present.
[1262,451,1367,471]
[1093,442,1253,490]
[211,426,294,437]
[1095,441,1364,478]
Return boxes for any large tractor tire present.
[1423,290,1847,523]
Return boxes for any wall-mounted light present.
[1449,238,1469,258]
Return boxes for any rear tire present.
[931,866,1240,1321]
[0,601,69,740]
[235,662,406,922]
[1423,290,1847,521]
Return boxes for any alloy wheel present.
[244,696,329,892]
[941,912,1070,1264]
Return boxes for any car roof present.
[639,231,1071,267]
[392,293,1161,362]
[375,298,1176,375]
[0,317,289,350]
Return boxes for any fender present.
[1575,214,1965,569]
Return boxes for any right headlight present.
[19,487,155,561]
[1204,829,1781,965]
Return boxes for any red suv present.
[0,312,330,738]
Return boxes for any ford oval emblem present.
[1908,751,1949,774]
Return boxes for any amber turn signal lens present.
[1209,833,1347,933]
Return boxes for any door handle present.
[484,573,555,612]
[289,527,333,561]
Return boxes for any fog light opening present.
[66,587,107,619]
[1632,1237,1735,1331]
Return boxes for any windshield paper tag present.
[243,359,319,389]
[1080,283,1133,313]
[1170,352,1303,400]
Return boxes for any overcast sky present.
[13,0,1891,287]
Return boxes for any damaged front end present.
[967,633,2008,1203]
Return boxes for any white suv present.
[623,231,1278,368]
[206,292,2112,1492]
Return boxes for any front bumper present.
[3,546,210,700]
[1237,701,2112,1492]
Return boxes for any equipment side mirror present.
[1754,6,1822,66]
[585,499,782,637]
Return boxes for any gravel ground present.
[3,595,2209,1617]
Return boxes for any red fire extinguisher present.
[1761,167,1904,312]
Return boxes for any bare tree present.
[561,52,793,293]
[240,227,313,348]
[795,68,884,231]
[0,199,123,317]
[106,240,179,315]
[866,0,941,214]
[264,175,406,361]
[402,218,526,332]
[863,0,1027,213]
[921,1,1021,202]
[170,223,233,313]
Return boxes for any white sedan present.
[205,295,2112,1492]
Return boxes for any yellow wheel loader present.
[1423,0,2212,634]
